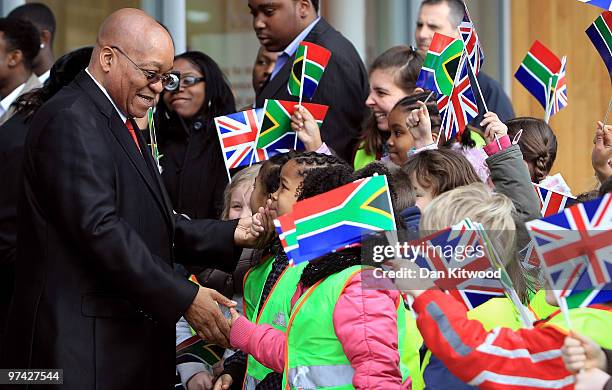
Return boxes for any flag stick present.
[423,90,434,104]
[559,296,573,330]
[147,108,162,173]
[294,46,307,150]
[604,95,612,125]
[544,77,553,124]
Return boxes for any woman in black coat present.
[156,51,236,221]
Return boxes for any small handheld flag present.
[214,109,262,177]
[578,0,612,11]
[545,56,568,121]
[255,99,328,160]
[526,194,612,300]
[586,11,612,81]
[292,175,396,260]
[417,32,465,97]
[533,182,575,217]
[515,40,563,110]
[460,2,485,76]
[411,220,505,310]
[436,50,478,142]
[287,41,331,102]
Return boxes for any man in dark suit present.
[1,9,263,389]
[249,0,369,162]
[415,0,515,125]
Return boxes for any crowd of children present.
[173,43,612,390]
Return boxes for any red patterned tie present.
[125,119,141,152]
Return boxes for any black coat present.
[0,111,29,338]
[1,71,239,389]
[255,18,369,162]
[157,115,228,221]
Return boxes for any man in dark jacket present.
[415,0,515,125]
[250,0,369,162]
[1,9,263,389]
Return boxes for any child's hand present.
[291,105,323,151]
[561,332,607,373]
[574,369,610,390]
[480,112,508,144]
[186,371,214,390]
[406,101,434,149]
[212,374,233,390]
[228,308,241,327]
[592,121,612,183]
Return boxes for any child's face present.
[387,107,415,166]
[365,68,407,131]
[271,159,303,216]
[228,182,254,220]
[411,172,435,210]
[250,167,270,212]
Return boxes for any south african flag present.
[514,40,562,109]
[416,32,465,97]
[287,41,331,101]
[255,99,329,159]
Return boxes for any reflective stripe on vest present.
[288,364,355,389]
[244,261,308,388]
[284,265,409,389]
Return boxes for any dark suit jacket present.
[470,71,515,127]
[255,18,369,162]
[0,111,29,338]
[0,71,239,390]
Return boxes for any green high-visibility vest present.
[283,265,410,389]
[242,255,274,320]
[353,146,376,170]
[543,305,612,349]
[243,260,307,389]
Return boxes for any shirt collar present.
[38,70,51,84]
[85,67,128,123]
[282,16,321,57]
[0,82,26,114]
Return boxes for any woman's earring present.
[40,43,45,49]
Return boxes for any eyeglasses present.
[110,45,178,88]
[164,74,205,91]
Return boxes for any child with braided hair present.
[227,154,410,389]
[216,152,351,390]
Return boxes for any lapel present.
[255,18,331,107]
[75,72,174,230]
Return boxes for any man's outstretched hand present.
[184,287,236,348]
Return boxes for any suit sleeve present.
[30,108,197,325]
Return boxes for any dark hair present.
[392,91,442,137]
[402,148,481,197]
[261,151,300,194]
[7,3,56,41]
[0,18,40,70]
[358,46,424,156]
[157,51,236,145]
[420,0,466,28]
[384,162,415,211]
[13,46,92,119]
[506,117,557,183]
[310,0,319,12]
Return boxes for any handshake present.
[184,287,241,348]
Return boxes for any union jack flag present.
[459,2,484,76]
[547,56,568,117]
[526,194,612,298]
[533,182,575,217]
[437,55,479,141]
[214,109,264,170]
[412,223,505,310]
